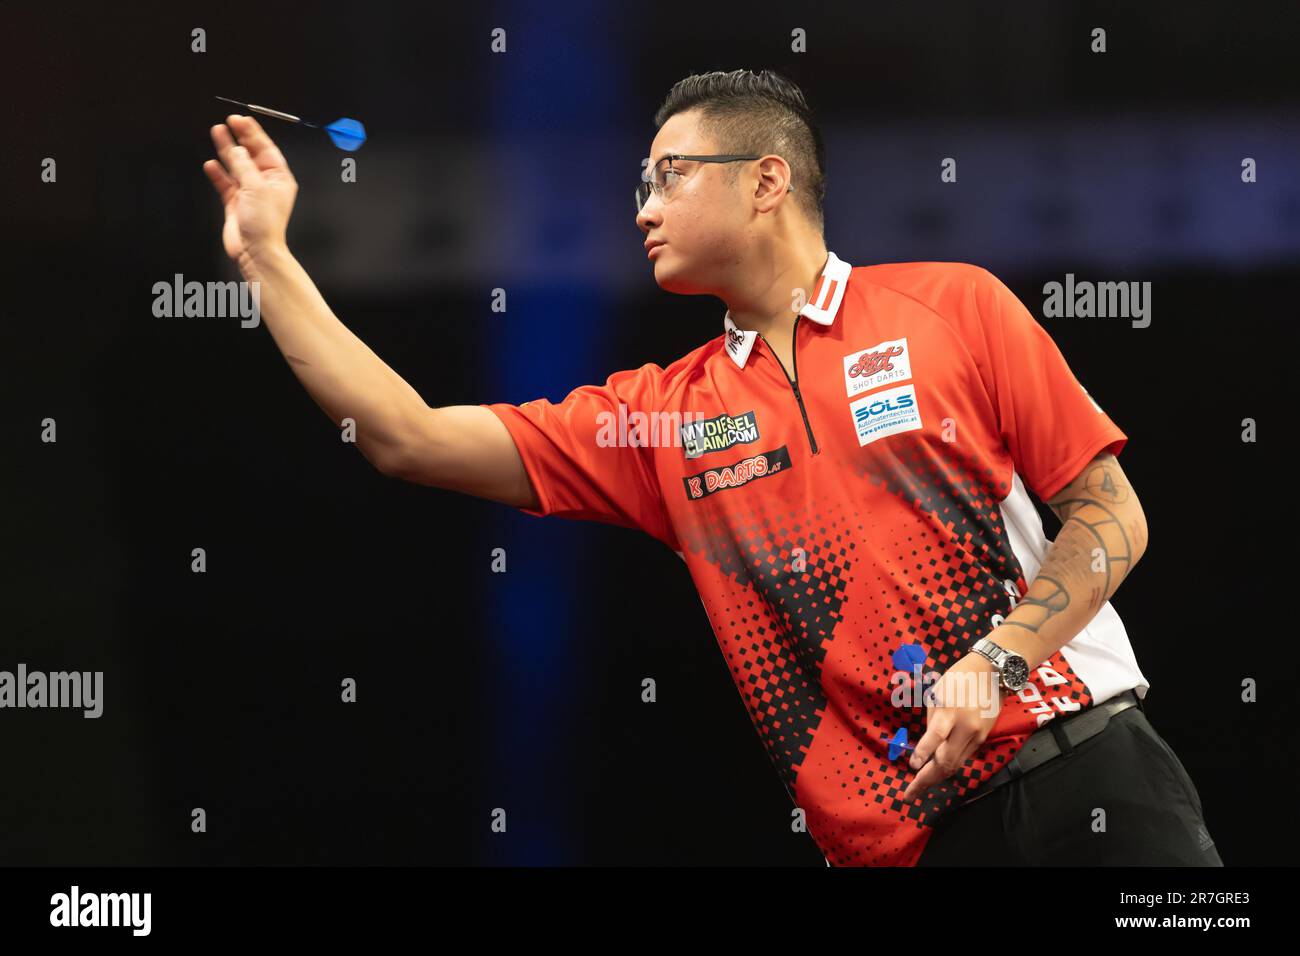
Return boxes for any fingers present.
[904,716,954,799]
[902,722,981,801]
[901,720,941,801]
[902,758,945,801]
[208,120,264,188]
[202,159,237,204]
[227,114,290,172]
[910,722,942,770]
[210,122,238,173]
[224,141,261,185]
[934,731,974,776]
[902,741,960,801]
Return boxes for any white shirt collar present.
[722,250,852,369]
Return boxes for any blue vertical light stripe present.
[483,4,624,864]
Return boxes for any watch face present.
[1002,655,1030,691]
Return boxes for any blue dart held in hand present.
[892,642,926,674]
[887,727,915,762]
[215,96,366,151]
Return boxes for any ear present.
[752,154,793,212]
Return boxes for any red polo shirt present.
[484,252,1147,866]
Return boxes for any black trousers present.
[917,700,1223,866]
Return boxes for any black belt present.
[960,688,1142,807]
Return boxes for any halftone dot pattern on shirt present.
[801,433,1095,864]
[679,494,855,799]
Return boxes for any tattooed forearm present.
[1046,454,1143,584]
[1037,498,1132,607]
[993,453,1147,670]
[1001,574,1070,634]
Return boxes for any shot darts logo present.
[679,410,759,459]
[683,445,791,500]
[843,337,911,397]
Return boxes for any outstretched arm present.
[204,114,538,509]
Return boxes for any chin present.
[654,260,708,295]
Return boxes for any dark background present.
[1,0,1295,865]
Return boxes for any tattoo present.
[1081,458,1131,504]
[987,455,1144,665]
[1029,455,1144,621]
[1045,499,1132,597]
[1003,574,1070,634]
[1087,585,1104,613]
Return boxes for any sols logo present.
[843,337,912,396]
[854,391,914,421]
[848,384,924,447]
[683,445,792,500]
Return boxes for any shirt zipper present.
[760,315,820,455]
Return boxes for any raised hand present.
[203,114,299,271]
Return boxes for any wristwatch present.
[971,637,1030,693]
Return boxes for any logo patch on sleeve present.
[843,337,911,396]
[849,384,923,446]
[679,410,759,459]
[683,445,791,500]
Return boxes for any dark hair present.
[653,69,826,232]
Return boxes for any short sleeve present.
[972,267,1128,502]
[482,364,678,549]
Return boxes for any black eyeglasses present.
[635,153,793,212]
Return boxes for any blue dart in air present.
[215,96,367,151]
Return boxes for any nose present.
[635,193,662,233]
